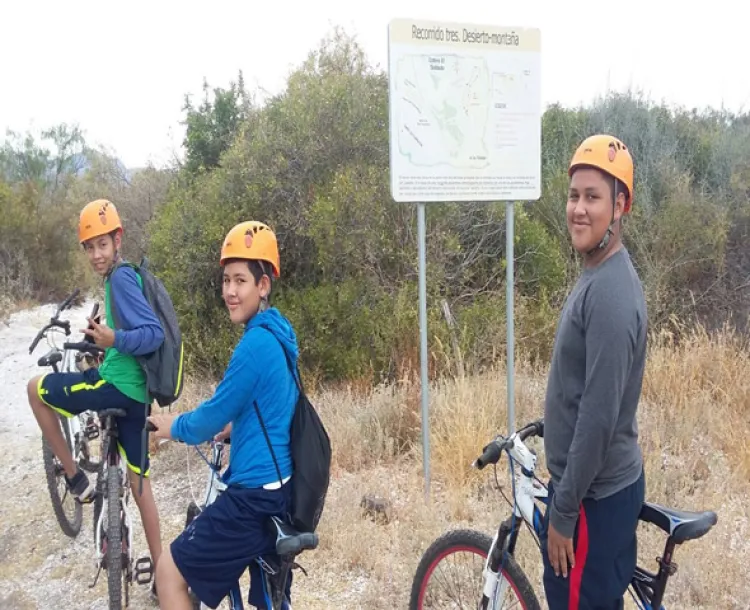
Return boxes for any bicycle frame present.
[479,432,548,607]
[479,425,681,610]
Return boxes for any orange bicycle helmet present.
[220,221,280,277]
[569,134,634,213]
[78,199,123,243]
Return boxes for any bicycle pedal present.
[133,556,154,585]
[75,492,97,505]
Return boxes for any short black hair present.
[572,164,630,206]
[80,230,119,249]
[223,258,274,299]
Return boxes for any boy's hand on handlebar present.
[214,423,232,442]
[147,414,177,440]
[80,317,115,348]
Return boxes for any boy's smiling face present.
[82,232,120,277]
[222,260,270,324]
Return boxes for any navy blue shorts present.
[540,471,646,610]
[37,368,151,476]
[172,482,292,609]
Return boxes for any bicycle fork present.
[480,517,519,609]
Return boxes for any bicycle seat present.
[38,350,62,367]
[269,516,319,556]
[639,501,718,543]
[99,408,127,419]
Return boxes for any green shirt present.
[98,272,149,404]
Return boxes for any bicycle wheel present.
[106,463,123,609]
[410,529,540,610]
[42,414,82,537]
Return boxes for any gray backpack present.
[110,258,185,407]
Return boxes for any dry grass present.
[155,325,749,608]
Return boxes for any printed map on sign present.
[395,54,491,169]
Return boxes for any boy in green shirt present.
[27,199,164,588]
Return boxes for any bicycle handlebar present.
[473,419,544,470]
[28,328,46,354]
[55,288,80,316]
[29,321,70,354]
[28,289,80,354]
[63,341,104,355]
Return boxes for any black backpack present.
[253,329,331,534]
[110,258,185,408]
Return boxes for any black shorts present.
[171,482,292,609]
[37,368,151,476]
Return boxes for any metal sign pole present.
[506,201,516,434]
[417,202,431,500]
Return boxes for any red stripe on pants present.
[569,504,589,610]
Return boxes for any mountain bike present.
[79,395,152,610]
[55,337,156,610]
[29,289,154,607]
[147,422,318,610]
[29,288,102,537]
[410,418,719,609]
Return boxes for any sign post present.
[388,18,541,498]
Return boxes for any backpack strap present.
[107,260,140,331]
[252,400,284,488]
[258,323,305,396]
[107,260,150,498]
[251,324,302,489]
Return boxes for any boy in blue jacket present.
[148,221,298,610]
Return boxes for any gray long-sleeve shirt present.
[544,247,646,538]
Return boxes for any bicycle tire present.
[42,414,82,537]
[409,528,541,610]
[106,463,123,610]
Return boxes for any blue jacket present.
[171,308,299,488]
[110,265,164,355]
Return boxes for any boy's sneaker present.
[65,469,95,503]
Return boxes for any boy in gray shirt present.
[541,134,647,610]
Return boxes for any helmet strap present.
[256,260,272,312]
[586,177,619,256]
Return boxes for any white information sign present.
[388,19,542,203]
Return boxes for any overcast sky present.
[1,0,745,168]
